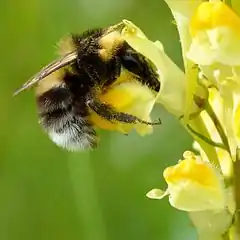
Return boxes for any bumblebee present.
[14,23,161,151]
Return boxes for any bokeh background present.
[1,0,196,239]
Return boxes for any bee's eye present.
[121,54,143,75]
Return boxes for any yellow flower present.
[164,0,201,59]
[90,19,199,135]
[193,87,234,176]
[121,20,186,117]
[147,151,226,211]
[147,1,240,239]
[121,20,206,119]
[89,79,156,135]
[164,0,220,166]
[164,0,206,121]
[187,1,240,66]
[189,209,233,240]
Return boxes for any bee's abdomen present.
[36,86,97,151]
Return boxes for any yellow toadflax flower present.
[147,149,234,238]
[123,20,211,120]
[89,78,158,135]
[144,0,240,239]
[89,20,199,136]
[187,0,240,66]
[97,20,207,136]
[94,2,240,239]
[147,151,226,211]
[186,0,240,157]
[87,21,161,136]
[147,150,234,239]
[121,20,190,118]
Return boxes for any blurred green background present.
[1,0,196,239]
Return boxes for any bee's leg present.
[86,96,161,126]
[103,56,122,87]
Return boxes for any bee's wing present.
[13,51,77,96]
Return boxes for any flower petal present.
[89,78,156,135]
[162,151,226,211]
[189,209,232,240]
[187,1,240,65]
[121,20,196,118]
[164,1,208,122]
[146,188,168,200]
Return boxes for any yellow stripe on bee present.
[35,70,63,96]
[99,30,124,61]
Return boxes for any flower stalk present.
[234,148,240,236]
[116,0,240,239]
[155,0,240,238]
[205,100,231,154]
[108,0,240,238]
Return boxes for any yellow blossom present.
[121,20,188,117]
[164,0,202,60]
[148,1,240,239]
[89,79,156,135]
[187,1,240,66]
[164,0,221,167]
[147,151,226,211]
[193,87,234,177]
[90,20,195,136]
[164,0,205,121]
[121,20,208,126]
[189,209,232,240]
[88,21,160,135]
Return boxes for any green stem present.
[222,229,230,240]
[205,101,231,154]
[185,116,221,170]
[233,148,240,239]
[225,0,232,7]
[186,124,227,151]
